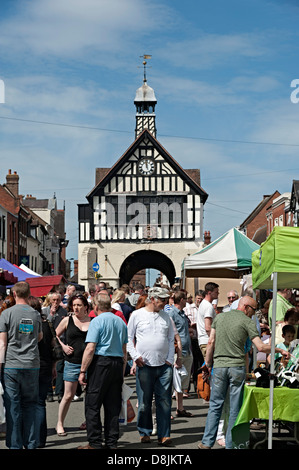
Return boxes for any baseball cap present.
[148,287,170,299]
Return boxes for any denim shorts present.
[63,361,81,382]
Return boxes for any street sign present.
[92,262,100,272]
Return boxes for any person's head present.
[69,293,89,316]
[136,294,149,309]
[0,294,15,314]
[28,295,42,313]
[204,282,219,301]
[93,292,111,315]
[147,287,170,312]
[279,288,292,300]
[262,299,271,313]
[194,290,205,307]
[89,285,96,296]
[238,296,257,318]
[173,290,187,309]
[95,281,107,293]
[49,292,61,308]
[134,283,144,294]
[12,281,30,300]
[227,290,239,305]
[120,284,130,295]
[66,284,76,297]
[284,308,297,325]
[282,324,296,345]
[111,288,126,304]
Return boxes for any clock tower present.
[134,58,157,139]
[77,65,208,289]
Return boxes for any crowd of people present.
[0,279,298,449]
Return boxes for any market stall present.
[0,258,39,283]
[251,225,299,449]
[25,275,67,297]
[181,227,259,306]
[0,268,18,287]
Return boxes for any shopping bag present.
[119,383,134,425]
[172,364,187,393]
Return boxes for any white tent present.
[182,227,260,280]
[19,264,41,277]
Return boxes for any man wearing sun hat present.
[127,286,174,447]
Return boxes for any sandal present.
[176,409,193,417]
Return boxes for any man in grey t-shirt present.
[0,281,43,449]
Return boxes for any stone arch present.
[119,249,176,286]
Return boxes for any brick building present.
[0,170,68,276]
[239,189,295,244]
[239,191,280,244]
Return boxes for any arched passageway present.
[119,249,176,286]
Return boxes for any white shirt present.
[127,307,175,366]
[196,298,216,346]
[184,302,198,339]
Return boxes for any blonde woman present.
[111,289,126,313]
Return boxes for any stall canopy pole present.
[268,271,277,450]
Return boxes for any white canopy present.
[19,264,41,277]
[182,227,260,273]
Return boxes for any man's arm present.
[166,319,175,365]
[78,342,96,386]
[0,332,7,370]
[122,343,127,376]
[205,328,216,370]
[252,336,290,359]
[204,317,213,337]
[127,313,144,367]
[174,333,182,369]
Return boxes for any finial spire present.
[139,54,152,82]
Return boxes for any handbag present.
[48,320,64,361]
[127,399,135,423]
[197,365,211,401]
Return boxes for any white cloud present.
[0,0,169,60]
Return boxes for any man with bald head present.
[198,296,290,450]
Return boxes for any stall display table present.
[231,385,299,449]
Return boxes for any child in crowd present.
[273,324,296,364]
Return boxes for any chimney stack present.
[6,169,19,198]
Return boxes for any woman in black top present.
[55,294,90,436]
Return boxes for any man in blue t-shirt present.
[78,293,128,450]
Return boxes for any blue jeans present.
[136,364,173,439]
[35,374,52,447]
[202,366,246,449]
[3,368,40,449]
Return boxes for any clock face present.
[138,158,155,175]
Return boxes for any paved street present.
[1,374,298,453]
[0,374,222,451]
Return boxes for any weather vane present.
[139,54,152,82]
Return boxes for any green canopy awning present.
[252,226,299,290]
[251,225,299,449]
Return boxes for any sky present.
[1,0,299,281]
